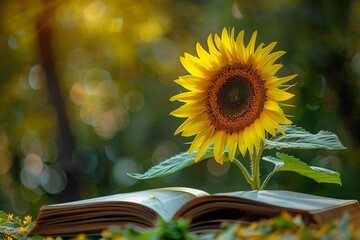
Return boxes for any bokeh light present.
[0,0,359,217]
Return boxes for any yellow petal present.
[258,50,285,69]
[221,28,231,49]
[267,87,295,101]
[213,131,226,164]
[189,126,214,154]
[243,127,255,154]
[235,30,246,63]
[174,75,208,91]
[181,118,210,137]
[215,33,232,63]
[207,34,220,57]
[265,74,297,88]
[196,42,218,68]
[170,91,206,103]
[180,54,208,77]
[261,63,283,78]
[170,103,205,118]
[249,124,261,151]
[264,101,293,123]
[237,132,247,156]
[193,128,215,161]
[227,133,238,161]
[245,31,257,62]
[262,111,287,136]
[266,107,292,125]
[259,112,277,137]
[253,43,265,61]
[253,119,265,141]
[259,41,277,57]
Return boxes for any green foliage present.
[128,147,213,180]
[1,210,356,239]
[0,211,35,240]
[0,0,359,217]
[129,125,344,190]
[101,219,196,240]
[265,125,346,150]
[25,212,358,240]
[262,153,341,189]
[203,212,359,240]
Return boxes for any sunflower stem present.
[260,170,276,190]
[233,158,253,187]
[251,144,264,190]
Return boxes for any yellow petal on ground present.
[170,103,205,118]
[227,133,238,161]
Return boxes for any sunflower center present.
[206,65,266,133]
[217,75,251,118]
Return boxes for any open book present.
[28,187,360,236]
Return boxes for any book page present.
[47,187,209,221]
[173,189,360,232]
[218,190,356,212]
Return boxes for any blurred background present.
[0,0,359,216]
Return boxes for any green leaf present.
[265,125,346,150]
[128,146,213,179]
[0,211,7,225]
[263,152,341,185]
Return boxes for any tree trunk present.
[36,0,80,202]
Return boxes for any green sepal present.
[128,146,213,179]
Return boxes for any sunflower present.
[170,28,297,164]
